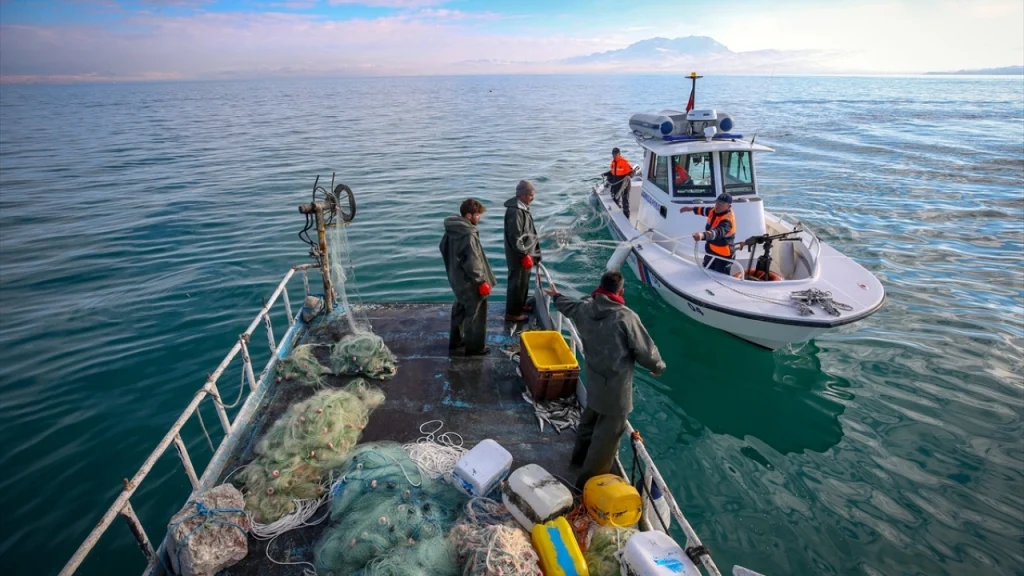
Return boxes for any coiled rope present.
[402,420,467,483]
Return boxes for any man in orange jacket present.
[680,193,736,275]
[602,148,634,218]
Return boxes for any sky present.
[0,0,1022,82]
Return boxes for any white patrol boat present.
[592,74,884,350]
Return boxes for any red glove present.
[478,282,492,296]
[520,255,534,269]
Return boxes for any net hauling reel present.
[297,173,358,314]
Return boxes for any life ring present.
[735,268,783,281]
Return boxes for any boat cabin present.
[623,108,818,281]
[635,137,773,244]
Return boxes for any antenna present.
[686,71,703,112]
[750,65,776,148]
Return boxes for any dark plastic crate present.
[520,346,580,401]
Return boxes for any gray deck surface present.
[220,303,579,575]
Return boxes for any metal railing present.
[58,264,316,576]
[533,263,723,576]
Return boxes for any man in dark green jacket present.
[544,271,665,490]
[503,180,542,322]
[440,199,498,356]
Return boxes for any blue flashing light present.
[719,117,734,132]
[660,121,673,135]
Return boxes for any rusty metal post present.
[172,434,200,490]
[298,202,334,313]
[314,204,334,313]
[120,501,156,563]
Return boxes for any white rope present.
[247,495,329,540]
[402,420,467,482]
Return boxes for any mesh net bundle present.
[448,498,542,576]
[585,526,638,576]
[315,442,466,576]
[274,344,328,387]
[330,332,397,380]
[237,381,385,522]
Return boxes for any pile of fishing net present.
[237,380,385,523]
[315,442,466,576]
[331,332,397,380]
[585,526,638,576]
[274,344,327,387]
[448,498,542,576]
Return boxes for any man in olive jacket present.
[543,271,665,490]
[503,180,542,322]
[440,199,498,356]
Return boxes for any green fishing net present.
[274,344,327,387]
[585,526,638,576]
[315,442,465,576]
[331,332,397,380]
[237,380,385,522]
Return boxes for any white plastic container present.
[501,464,574,531]
[622,530,701,576]
[451,439,513,497]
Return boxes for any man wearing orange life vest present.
[680,193,736,275]
[602,148,634,218]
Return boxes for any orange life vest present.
[610,156,632,177]
[696,207,736,257]
[674,164,689,183]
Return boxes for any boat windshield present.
[671,153,715,197]
[721,150,756,195]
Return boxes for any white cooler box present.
[452,439,513,497]
[501,463,574,531]
[622,531,701,576]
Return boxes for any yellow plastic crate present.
[531,516,589,576]
[520,331,580,401]
[583,474,642,528]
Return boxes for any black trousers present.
[450,297,488,354]
[703,253,732,275]
[610,176,631,218]
[505,266,531,317]
[572,407,628,491]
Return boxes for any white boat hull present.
[621,250,828,349]
[592,183,884,350]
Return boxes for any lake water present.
[0,74,1021,576]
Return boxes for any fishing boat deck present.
[220,302,578,575]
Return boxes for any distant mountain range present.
[563,36,732,65]
[926,65,1024,76]
[455,35,840,75]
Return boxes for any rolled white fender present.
[606,242,633,272]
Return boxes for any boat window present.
[648,153,670,194]
[671,153,715,197]
[721,151,755,195]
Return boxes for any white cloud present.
[678,0,1024,72]
[1,0,1020,81]
[0,11,616,80]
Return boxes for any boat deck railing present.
[58,264,317,576]
[534,263,722,576]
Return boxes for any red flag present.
[685,86,695,112]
